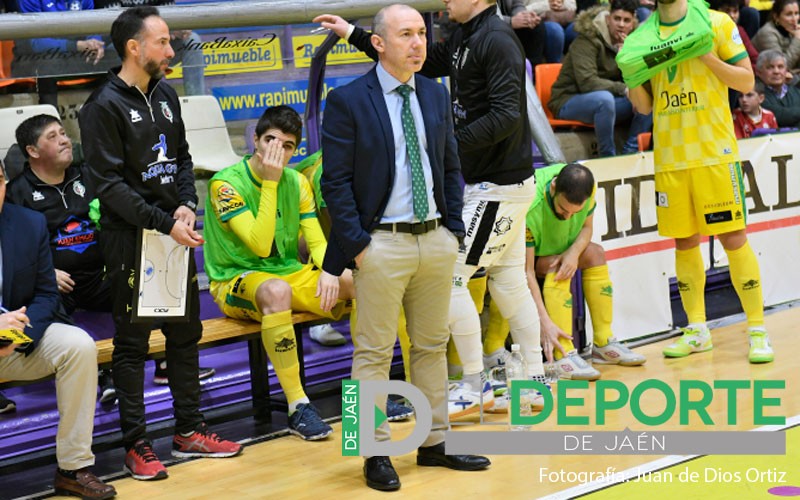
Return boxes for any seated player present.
[204,106,354,440]
[486,163,646,382]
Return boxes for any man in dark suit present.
[0,167,116,499]
[320,3,490,492]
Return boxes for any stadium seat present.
[534,63,594,129]
[180,95,241,172]
[0,103,60,160]
[637,132,652,152]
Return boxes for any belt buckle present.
[410,222,425,235]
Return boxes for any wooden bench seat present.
[0,310,349,422]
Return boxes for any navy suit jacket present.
[321,68,465,276]
[0,203,61,351]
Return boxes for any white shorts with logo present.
[453,175,536,287]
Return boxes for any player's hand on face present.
[254,138,285,183]
[316,271,340,312]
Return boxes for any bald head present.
[373,4,421,37]
[370,4,426,82]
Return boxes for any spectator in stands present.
[752,0,800,74]
[316,0,546,416]
[204,106,360,441]
[549,0,652,157]
[13,1,110,107]
[733,82,780,137]
[498,0,548,70]
[756,49,800,126]
[79,6,241,481]
[542,0,577,62]
[320,4,489,491]
[0,166,116,499]
[711,0,760,67]
[96,0,206,95]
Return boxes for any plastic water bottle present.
[505,344,532,431]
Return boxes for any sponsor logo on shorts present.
[493,216,512,236]
[452,276,465,288]
[485,244,506,255]
[743,279,760,291]
[466,201,486,238]
[705,211,733,224]
[656,192,669,208]
[275,337,296,352]
[728,164,741,205]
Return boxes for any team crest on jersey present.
[73,180,86,198]
[493,216,512,236]
[732,29,742,45]
[130,109,142,123]
[32,190,44,201]
[69,0,82,10]
[667,65,678,84]
[160,101,174,123]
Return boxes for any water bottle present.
[505,344,532,431]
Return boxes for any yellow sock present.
[467,274,488,314]
[261,311,305,403]
[447,336,462,367]
[484,299,509,355]
[397,311,412,382]
[350,301,412,382]
[675,247,706,325]
[582,265,613,347]
[543,273,575,359]
[725,241,764,327]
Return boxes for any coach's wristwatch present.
[180,200,198,212]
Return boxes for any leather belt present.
[376,218,441,235]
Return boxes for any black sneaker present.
[98,370,117,404]
[288,403,333,441]
[153,360,216,385]
[0,391,15,414]
[386,399,414,422]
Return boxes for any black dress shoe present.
[417,442,491,471]
[364,456,401,491]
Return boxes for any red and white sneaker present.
[124,439,168,481]
[172,422,243,458]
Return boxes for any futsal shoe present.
[592,338,646,366]
[448,379,494,419]
[172,422,243,458]
[549,351,601,380]
[309,324,347,346]
[288,403,333,441]
[662,325,712,358]
[483,347,511,371]
[386,399,414,421]
[748,328,774,364]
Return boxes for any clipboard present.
[131,228,192,322]
[0,328,33,346]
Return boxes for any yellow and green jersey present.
[651,10,747,172]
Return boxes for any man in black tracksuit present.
[315,0,545,414]
[78,5,240,481]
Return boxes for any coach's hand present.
[316,271,340,312]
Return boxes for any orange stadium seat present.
[637,132,652,152]
[0,40,35,88]
[535,63,594,129]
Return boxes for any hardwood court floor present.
[70,306,799,500]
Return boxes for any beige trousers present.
[352,225,458,447]
[0,323,97,470]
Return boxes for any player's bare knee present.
[256,279,292,312]
[717,230,748,251]
[580,243,607,268]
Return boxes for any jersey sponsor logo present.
[160,101,174,123]
[54,216,96,254]
[130,109,142,123]
[143,134,178,184]
[32,190,44,201]
[215,183,245,217]
[659,89,699,111]
[493,216,512,236]
[704,210,733,224]
[73,180,86,198]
